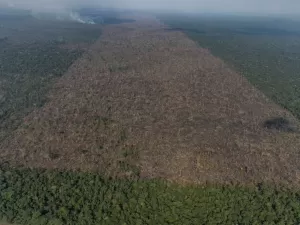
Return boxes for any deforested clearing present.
[1,15,300,187]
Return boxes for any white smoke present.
[69,12,95,24]
[30,10,95,24]
[2,0,300,15]
[2,0,96,24]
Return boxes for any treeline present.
[0,41,82,76]
[161,15,300,120]
[1,166,300,224]
[0,41,82,141]
[0,15,102,141]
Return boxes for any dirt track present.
[1,15,300,186]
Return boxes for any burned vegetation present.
[264,117,297,132]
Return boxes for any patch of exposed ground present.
[1,14,300,186]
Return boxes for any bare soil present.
[1,15,300,186]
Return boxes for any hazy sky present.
[1,0,300,15]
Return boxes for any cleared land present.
[3,12,300,224]
[1,15,300,187]
[0,12,101,142]
[161,14,300,119]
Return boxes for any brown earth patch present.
[1,15,300,186]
